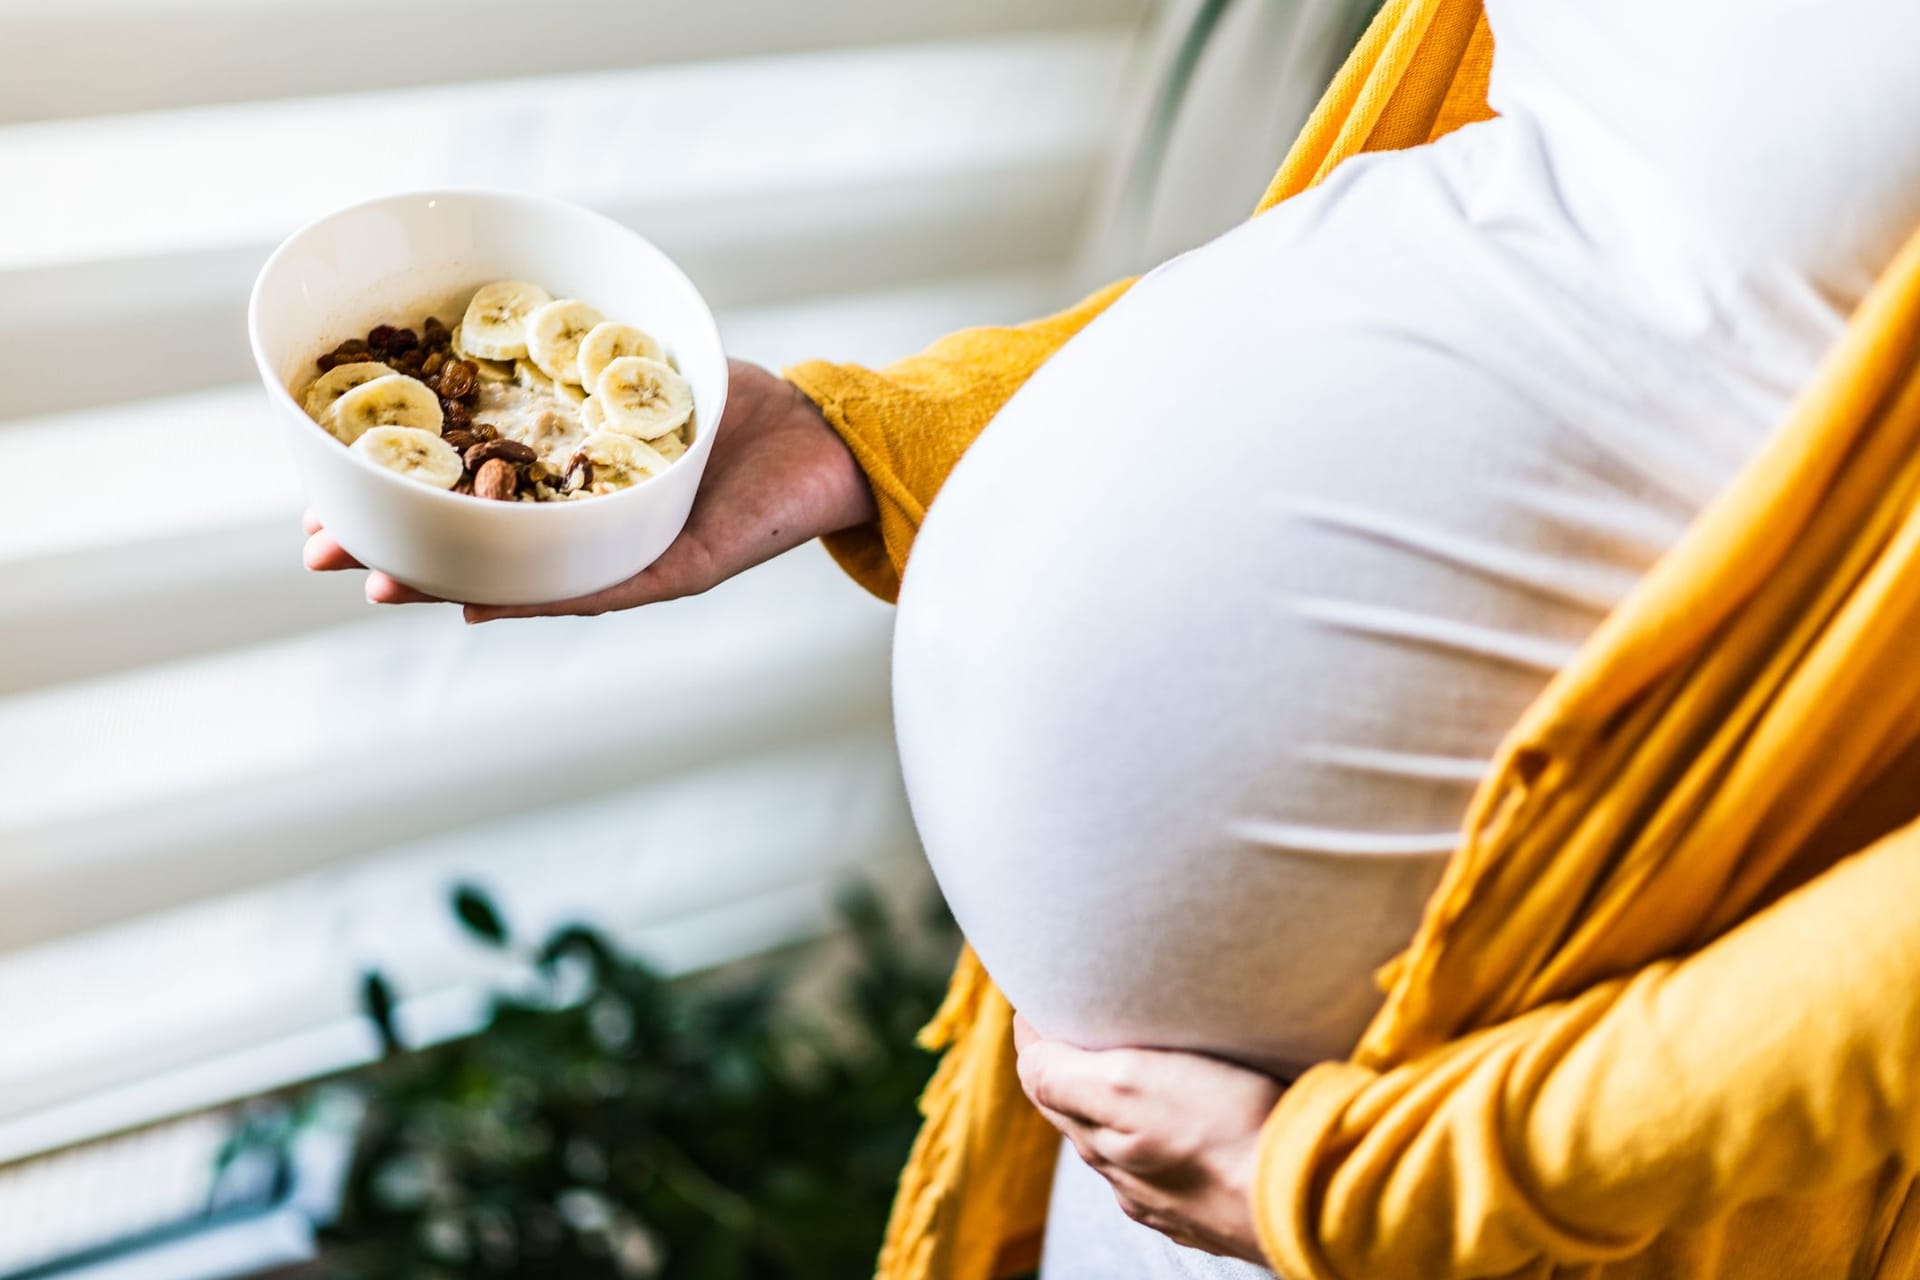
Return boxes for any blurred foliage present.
[319,882,959,1279]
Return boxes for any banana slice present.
[580,430,671,493]
[321,373,445,445]
[554,377,589,406]
[303,361,395,420]
[594,356,692,441]
[524,299,604,386]
[579,395,606,432]
[514,359,555,395]
[459,281,551,360]
[352,425,464,489]
[648,426,687,463]
[575,322,664,392]
[451,326,517,380]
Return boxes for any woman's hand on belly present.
[302,360,878,619]
[1014,1015,1283,1263]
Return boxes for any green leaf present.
[320,878,964,1275]
[452,884,510,946]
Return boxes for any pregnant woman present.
[308,0,1920,1273]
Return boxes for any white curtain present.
[0,0,1146,1164]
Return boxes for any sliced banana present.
[579,395,606,432]
[321,373,444,445]
[303,361,395,420]
[513,358,553,391]
[459,280,551,360]
[525,299,604,386]
[580,430,670,492]
[575,322,663,392]
[648,427,687,463]
[554,377,589,406]
[352,425,465,489]
[594,356,692,441]
[451,326,517,380]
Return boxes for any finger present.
[303,531,364,572]
[1012,1013,1041,1054]
[462,563,671,623]
[1034,1103,1161,1184]
[1031,1099,1108,1166]
[1017,1041,1130,1131]
[1096,1166,1184,1237]
[365,572,444,605]
[301,508,323,536]
[1102,1179,1235,1256]
[1074,1115,1264,1262]
[1018,1044,1204,1176]
[1061,1128,1203,1245]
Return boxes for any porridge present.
[295,280,694,502]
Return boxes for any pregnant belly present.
[889,131,1750,1071]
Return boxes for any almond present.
[562,453,592,494]
[474,458,519,502]
[466,438,536,469]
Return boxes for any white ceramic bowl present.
[248,188,727,605]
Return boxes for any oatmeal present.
[294,280,695,502]
[476,372,589,468]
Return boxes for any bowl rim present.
[246,185,728,520]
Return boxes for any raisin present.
[369,325,418,355]
[473,422,500,442]
[422,316,450,346]
[436,361,477,399]
[333,338,370,358]
[466,438,537,468]
[421,350,447,377]
[442,429,479,454]
[525,461,552,486]
[440,400,471,429]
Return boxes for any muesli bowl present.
[248,188,727,606]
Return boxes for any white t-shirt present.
[888,2,1915,1274]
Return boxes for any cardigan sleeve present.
[782,278,1134,601]
[1254,816,1920,1279]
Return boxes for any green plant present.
[321,883,958,1278]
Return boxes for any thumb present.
[1013,1013,1042,1053]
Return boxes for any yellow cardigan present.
[786,1,1920,1276]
